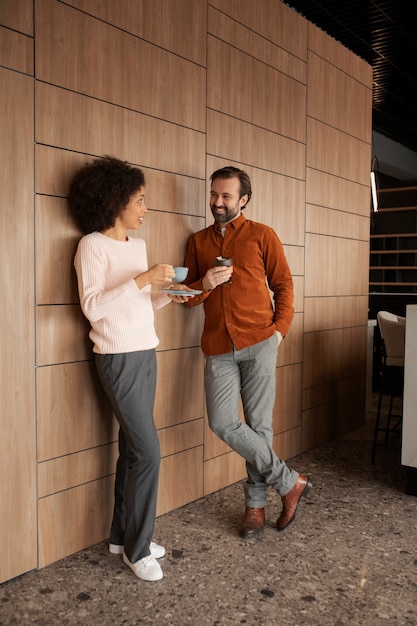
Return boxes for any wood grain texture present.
[35,196,80,305]
[38,443,118,498]
[65,0,207,65]
[36,361,117,461]
[36,304,92,366]
[208,37,306,142]
[35,82,206,179]
[0,68,36,583]
[1,0,373,578]
[157,447,204,515]
[0,25,33,74]
[36,0,205,131]
[38,477,114,568]
[208,0,307,60]
[207,109,305,179]
[154,348,205,429]
[203,451,246,496]
[0,0,33,33]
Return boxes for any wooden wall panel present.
[303,373,366,412]
[36,0,205,131]
[140,212,205,268]
[308,21,372,87]
[208,5,306,83]
[0,0,33,33]
[292,276,304,314]
[0,0,374,581]
[285,246,305,277]
[306,204,369,241]
[245,171,305,246]
[36,145,207,218]
[35,146,92,197]
[306,169,371,218]
[279,312,303,366]
[304,295,369,333]
[144,172,206,219]
[303,326,367,389]
[273,427,302,463]
[302,23,371,455]
[38,444,118,498]
[65,0,207,65]
[154,348,205,428]
[305,233,369,297]
[301,400,339,450]
[0,68,36,584]
[36,197,80,305]
[274,363,303,432]
[36,361,116,461]
[36,305,91,365]
[207,110,305,179]
[155,302,204,351]
[209,0,307,61]
[203,451,246,496]
[307,118,370,186]
[35,82,206,179]
[208,37,306,142]
[38,477,114,568]
[308,53,372,142]
[0,25,33,73]
[158,420,204,458]
[157,447,204,515]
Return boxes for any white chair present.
[371,311,406,464]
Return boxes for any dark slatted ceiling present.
[283,0,417,155]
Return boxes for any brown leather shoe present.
[239,507,265,538]
[276,474,312,531]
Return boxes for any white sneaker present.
[109,541,165,558]
[123,552,163,581]
[109,543,124,555]
[149,541,165,559]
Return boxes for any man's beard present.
[211,204,240,223]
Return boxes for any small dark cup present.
[214,256,232,267]
[214,256,232,283]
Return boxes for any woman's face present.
[118,186,147,230]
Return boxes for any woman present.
[68,155,191,582]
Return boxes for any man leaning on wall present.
[181,165,312,538]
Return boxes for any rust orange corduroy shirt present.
[183,213,294,356]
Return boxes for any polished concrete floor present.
[1,396,416,626]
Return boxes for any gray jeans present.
[95,349,160,563]
[205,334,298,507]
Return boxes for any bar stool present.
[371,311,406,464]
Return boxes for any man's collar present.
[214,213,246,233]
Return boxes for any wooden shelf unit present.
[369,184,417,316]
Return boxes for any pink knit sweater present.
[74,232,170,354]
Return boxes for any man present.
[183,165,312,537]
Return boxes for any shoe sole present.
[277,479,313,532]
[239,524,265,539]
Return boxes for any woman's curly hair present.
[68,155,146,234]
